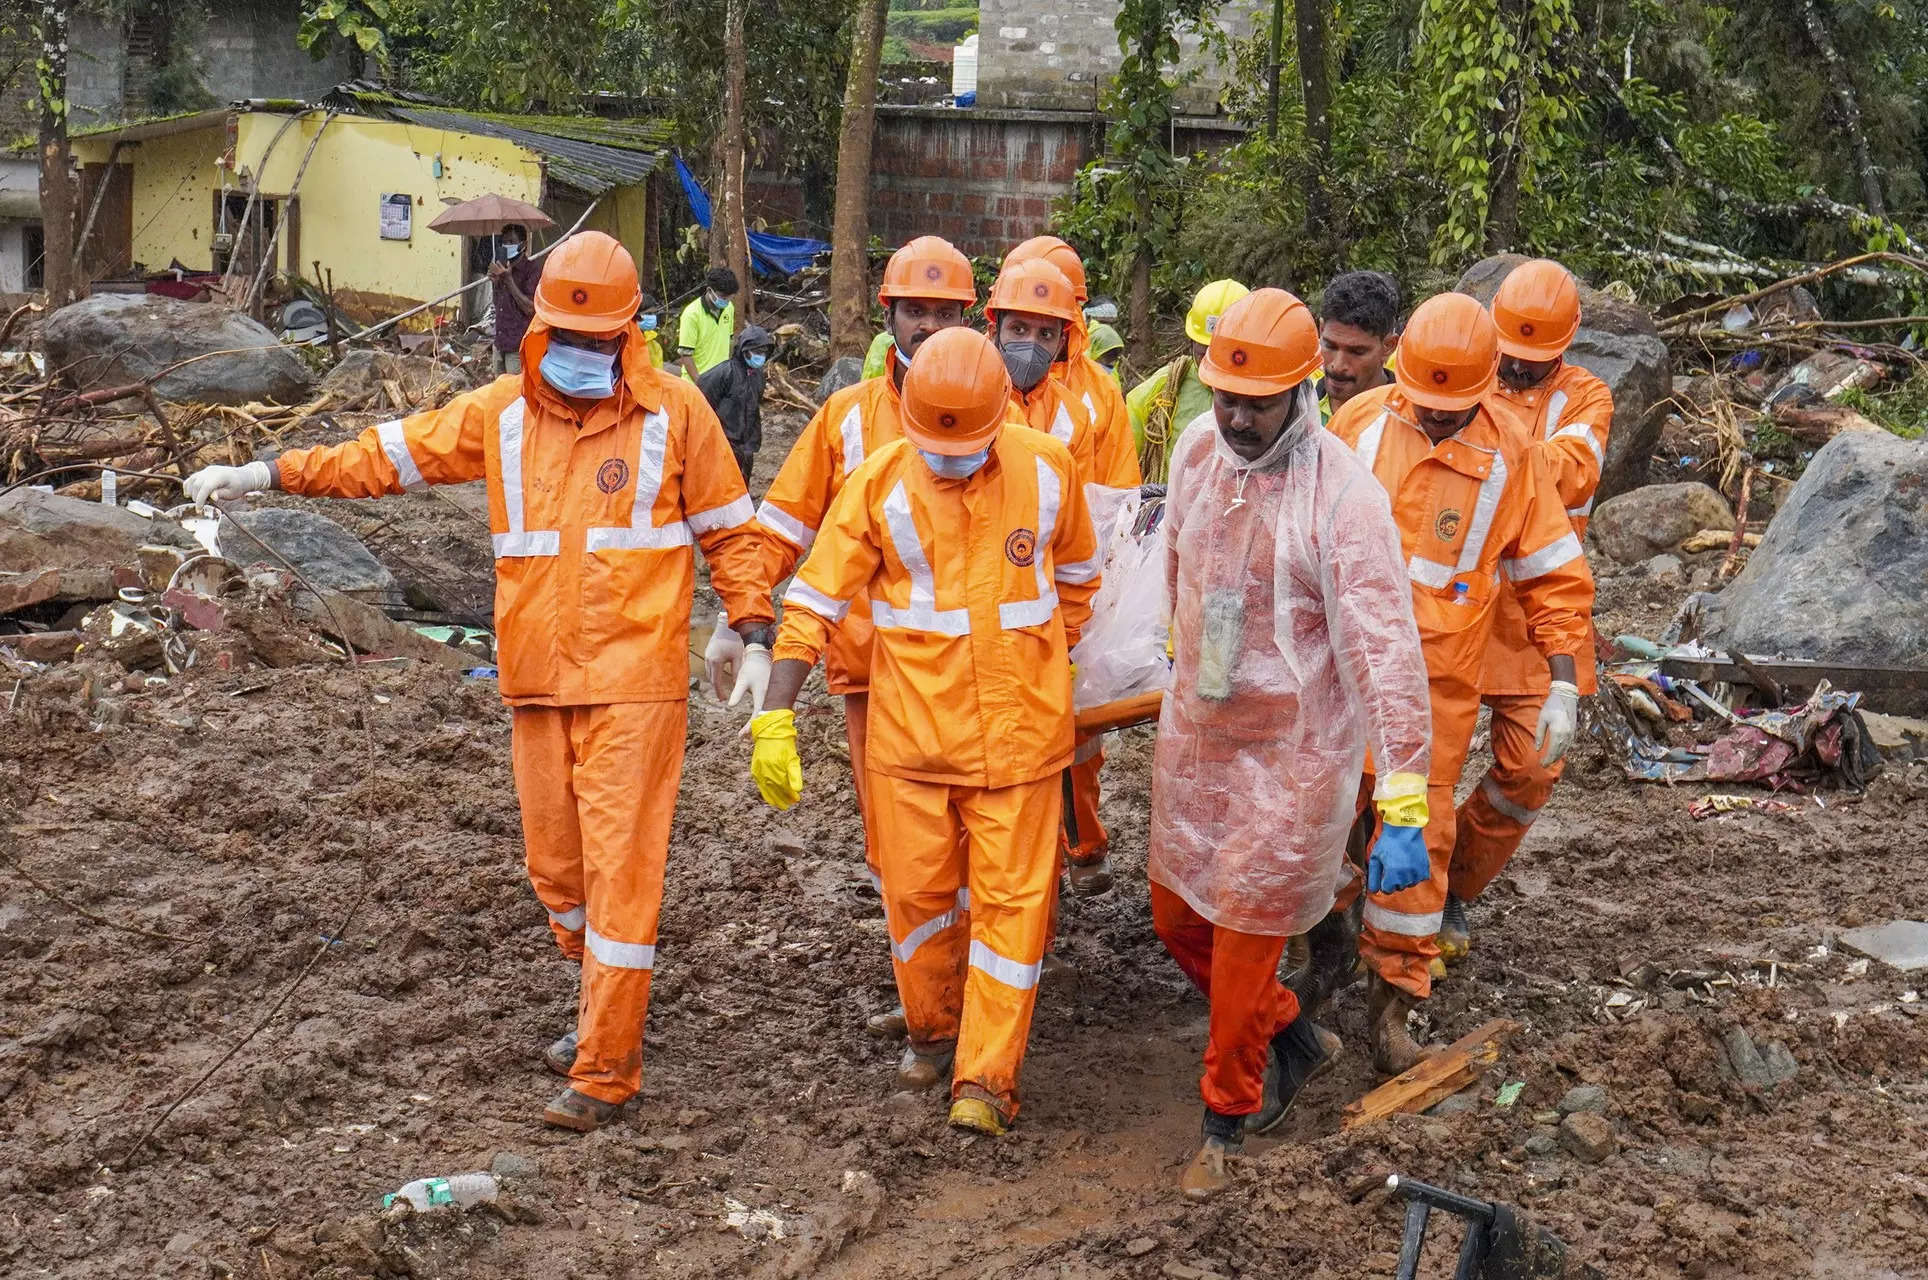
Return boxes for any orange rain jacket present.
[1480,361,1614,697]
[1326,384,1593,783]
[751,351,1025,695]
[1057,321,1143,500]
[773,429,1101,788]
[275,321,771,706]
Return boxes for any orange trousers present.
[844,692,881,889]
[1333,777,1458,1001]
[1150,882,1299,1116]
[512,701,685,1106]
[1450,692,1563,901]
[870,769,1061,1123]
[1061,737,1108,864]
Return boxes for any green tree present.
[297,0,391,79]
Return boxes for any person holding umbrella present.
[488,224,542,374]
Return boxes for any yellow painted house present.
[67,87,668,323]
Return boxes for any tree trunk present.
[37,0,76,307]
[1801,0,1885,218]
[1128,250,1152,370]
[1483,0,1525,253]
[1294,0,1332,234]
[828,0,890,359]
[719,0,754,328]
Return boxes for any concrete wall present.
[976,0,1261,115]
[67,11,129,128]
[0,222,28,293]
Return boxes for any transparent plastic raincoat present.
[1149,393,1432,936]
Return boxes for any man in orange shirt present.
[745,327,1100,1136]
[714,235,981,1040]
[1442,260,1613,959]
[1326,292,1593,1075]
[184,233,771,1132]
[1000,237,1143,896]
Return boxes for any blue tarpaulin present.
[673,154,828,278]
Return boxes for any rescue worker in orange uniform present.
[1152,289,1433,1200]
[1000,236,1143,897]
[183,233,772,1132]
[1326,292,1593,1075]
[717,235,983,1042]
[1442,260,1612,958]
[745,327,1101,1136]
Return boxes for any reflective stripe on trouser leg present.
[953,775,1062,1123]
[571,701,686,1105]
[1358,781,1455,1001]
[1062,743,1108,862]
[870,770,971,1052]
[513,706,587,962]
[1151,881,1298,1116]
[1450,693,1565,902]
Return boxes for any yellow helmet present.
[1185,278,1251,346]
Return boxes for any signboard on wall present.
[379,193,412,241]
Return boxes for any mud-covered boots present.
[1367,972,1434,1077]
[1286,908,1361,1019]
[1180,1108,1244,1201]
[1437,895,1471,963]
[1243,1014,1342,1135]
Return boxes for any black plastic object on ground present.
[1386,1175,1602,1280]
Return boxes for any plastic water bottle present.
[383,1173,498,1211]
[1451,582,1472,607]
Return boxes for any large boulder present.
[43,293,316,406]
[1586,482,1734,565]
[1704,432,1928,666]
[816,355,864,404]
[1456,254,1671,505]
[0,487,194,572]
[218,508,396,598]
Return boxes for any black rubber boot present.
[1244,1014,1341,1135]
[1286,908,1361,1018]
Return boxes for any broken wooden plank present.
[1343,1019,1519,1130]
[1660,655,1928,694]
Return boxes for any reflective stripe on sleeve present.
[968,939,1042,990]
[1000,456,1061,629]
[756,500,817,551]
[873,480,971,635]
[1566,496,1595,519]
[1056,554,1102,584]
[1362,902,1444,936]
[782,578,852,624]
[687,493,756,535]
[1502,530,1583,582]
[584,925,656,970]
[839,402,866,475]
[1478,773,1541,826]
[376,419,425,490]
[493,398,561,558]
[1554,420,1605,466]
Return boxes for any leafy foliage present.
[297,0,392,69]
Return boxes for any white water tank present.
[952,34,978,99]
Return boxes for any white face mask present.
[919,447,990,480]
[501,242,522,260]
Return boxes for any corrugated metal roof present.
[325,88,670,197]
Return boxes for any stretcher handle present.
[1072,690,1165,735]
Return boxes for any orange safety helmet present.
[1395,292,1499,411]
[1491,258,1581,361]
[533,230,643,333]
[899,327,1012,456]
[1198,287,1321,397]
[985,258,1081,326]
[1003,235,1088,305]
[878,235,978,307]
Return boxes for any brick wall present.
[977,0,1258,115]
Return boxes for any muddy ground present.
[4,405,1927,1280]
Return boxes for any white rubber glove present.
[1534,680,1580,766]
[703,611,744,703]
[730,644,771,713]
[184,460,273,506]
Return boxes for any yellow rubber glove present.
[1373,771,1430,828]
[748,709,803,811]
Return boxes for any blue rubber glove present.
[1367,823,1430,896]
